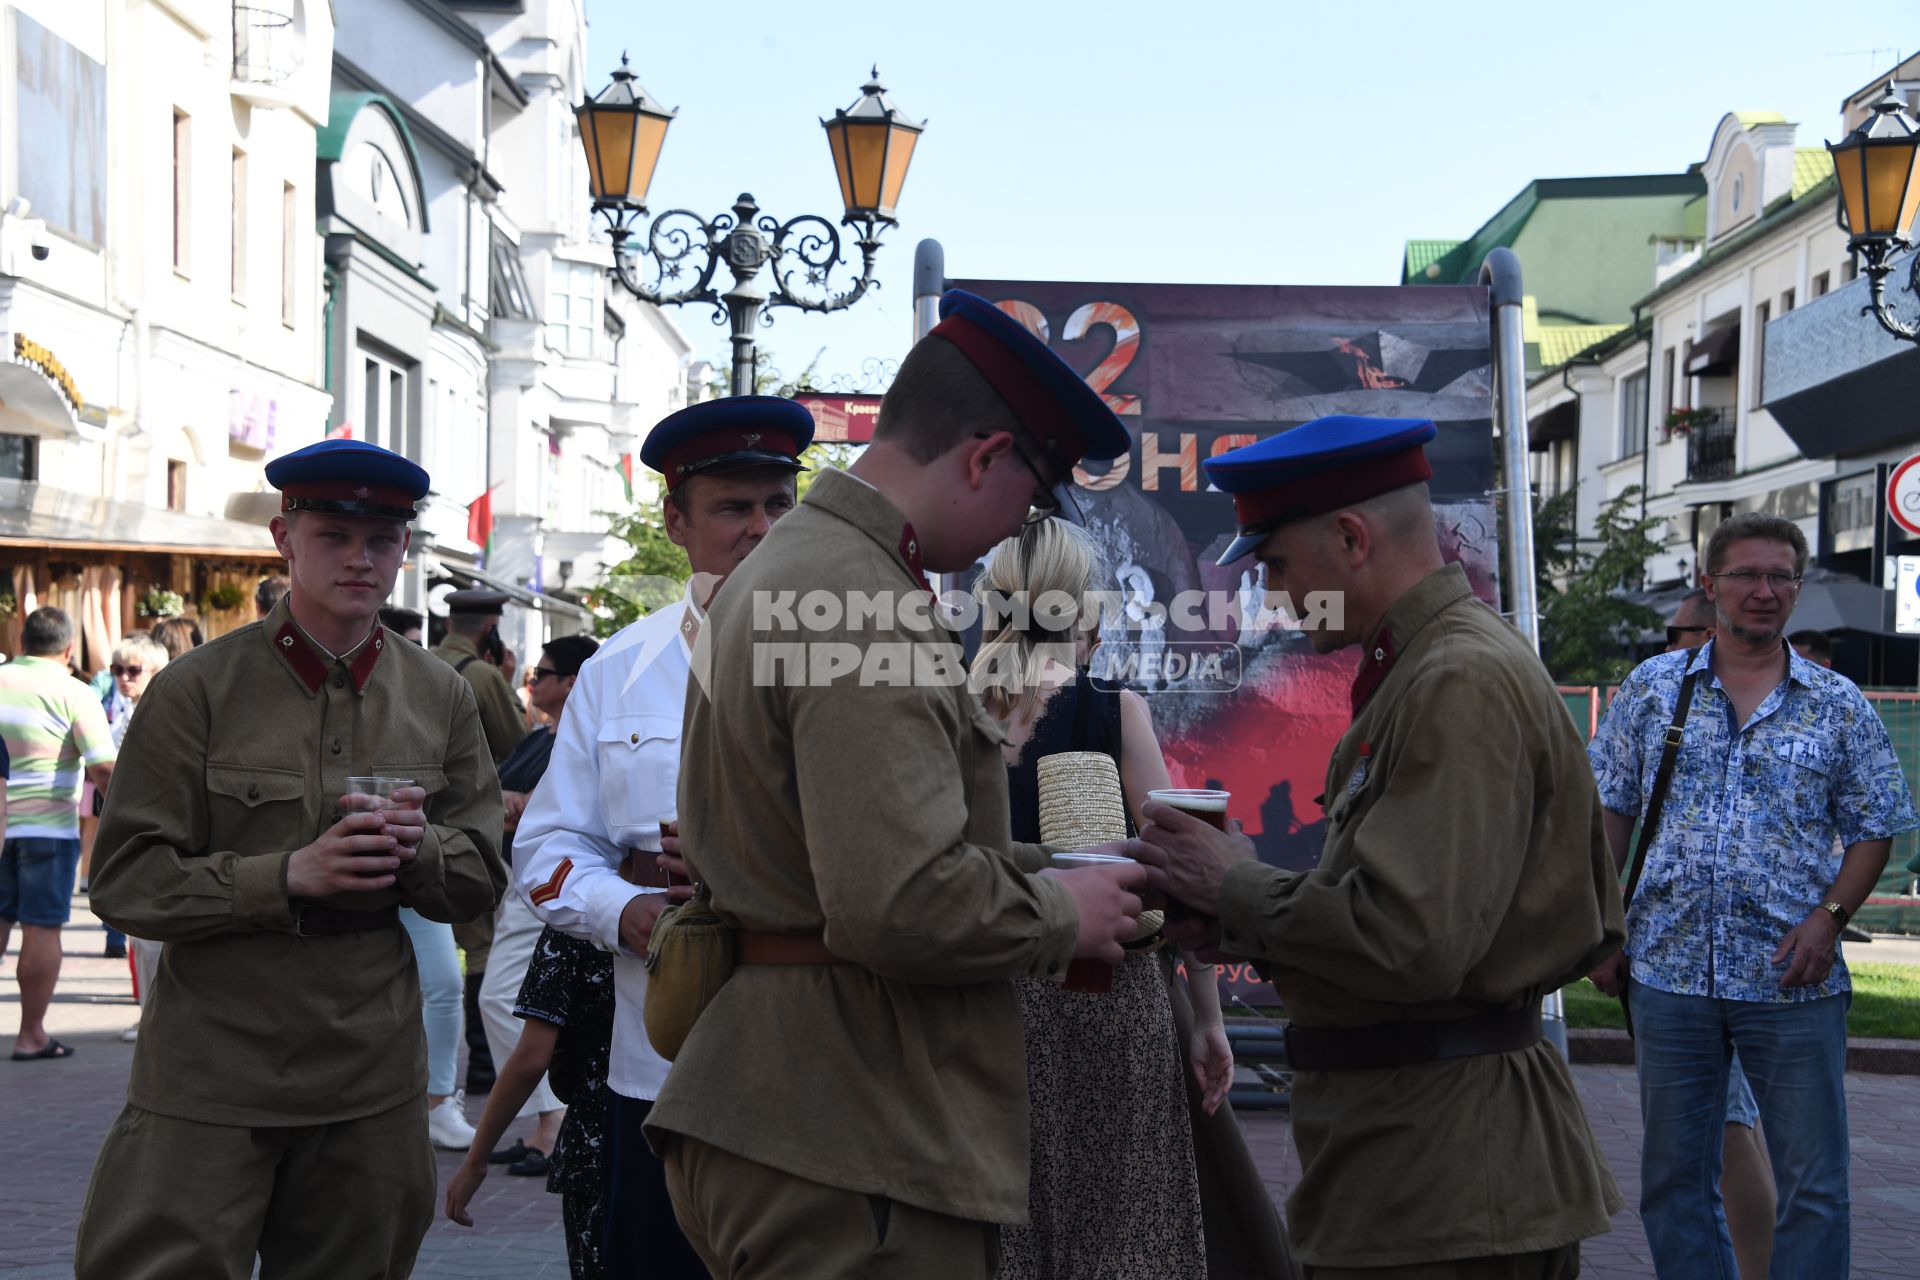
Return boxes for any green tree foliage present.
[1538,485,1666,683]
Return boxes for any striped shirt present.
[0,655,116,839]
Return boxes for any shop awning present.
[429,556,592,623]
[0,361,81,436]
[1686,324,1741,377]
[0,479,282,559]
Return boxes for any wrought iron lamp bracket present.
[1855,238,1920,345]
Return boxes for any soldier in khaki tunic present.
[75,439,506,1280]
[1132,416,1625,1279]
[432,588,526,762]
[644,291,1150,1278]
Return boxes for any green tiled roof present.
[1733,111,1787,128]
[1536,323,1629,369]
[1403,240,1465,280]
[1792,148,1834,201]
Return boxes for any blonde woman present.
[974,519,1228,1279]
[99,632,168,1035]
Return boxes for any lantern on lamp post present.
[1827,83,1920,344]
[579,62,925,396]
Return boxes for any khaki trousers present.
[1306,1244,1580,1280]
[74,1097,435,1280]
[663,1133,1001,1279]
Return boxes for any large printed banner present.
[952,279,1501,1003]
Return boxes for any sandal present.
[507,1148,550,1177]
[12,1039,76,1061]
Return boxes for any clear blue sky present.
[582,0,1902,387]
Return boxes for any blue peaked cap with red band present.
[265,438,430,522]
[639,395,814,487]
[929,290,1132,466]
[1203,415,1438,565]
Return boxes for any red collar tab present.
[659,429,800,484]
[272,621,386,694]
[898,523,928,587]
[1230,447,1432,535]
[1350,626,1396,716]
[930,313,1082,464]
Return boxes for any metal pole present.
[1481,247,1539,652]
[1480,248,1568,1060]
[913,238,945,344]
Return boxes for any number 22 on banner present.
[992,300,1143,416]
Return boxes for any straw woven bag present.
[1036,751,1163,945]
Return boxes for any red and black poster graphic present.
[951,279,1500,1003]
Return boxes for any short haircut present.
[542,634,600,678]
[112,631,169,671]
[255,575,290,613]
[1705,512,1808,577]
[445,611,493,637]
[1789,629,1833,663]
[22,606,73,657]
[873,334,1024,463]
[378,607,423,635]
[149,617,204,660]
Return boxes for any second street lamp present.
[578,63,925,396]
[1827,84,1920,344]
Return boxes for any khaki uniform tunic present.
[432,632,525,762]
[88,598,507,1127]
[1216,566,1624,1269]
[644,469,1081,1226]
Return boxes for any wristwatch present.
[1820,900,1851,928]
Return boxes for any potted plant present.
[206,583,246,612]
[0,590,14,620]
[136,588,185,619]
[1663,407,1715,436]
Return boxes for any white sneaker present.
[119,1025,139,1042]
[427,1092,477,1150]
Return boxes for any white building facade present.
[0,0,335,660]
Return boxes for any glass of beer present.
[1049,850,1135,993]
[1147,788,1230,922]
[344,776,415,811]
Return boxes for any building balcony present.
[1764,265,1920,460]
[1682,410,1737,483]
[231,1,306,105]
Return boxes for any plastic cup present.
[1048,850,1136,993]
[1147,788,1230,922]
[344,776,415,813]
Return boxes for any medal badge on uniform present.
[1346,742,1372,797]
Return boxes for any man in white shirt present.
[513,395,811,1275]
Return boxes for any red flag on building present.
[618,453,635,502]
[467,485,499,564]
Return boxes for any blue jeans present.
[400,909,464,1098]
[1628,979,1850,1279]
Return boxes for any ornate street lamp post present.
[577,60,925,395]
[1827,84,1920,343]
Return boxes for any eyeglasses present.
[975,432,1059,525]
[110,664,144,678]
[1709,570,1802,590]
[1665,625,1710,646]
[526,667,561,684]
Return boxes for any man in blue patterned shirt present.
[1588,512,1919,1279]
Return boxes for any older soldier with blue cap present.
[511,394,811,1277]
[1129,415,1626,1278]
[76,438,507,1280]
[639,292,1149,1279]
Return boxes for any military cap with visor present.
[925,289,1133,500]
[265,438,430,522]
[639,396,815,487]
[1204,415,1438,566]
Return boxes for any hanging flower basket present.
[205,583,246,612]
[136,588,185,619]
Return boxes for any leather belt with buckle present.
[1284,1006,1544,1072]
[292,903,401,937]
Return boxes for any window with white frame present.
[545,261,599,358]
[1621,371,1649,457]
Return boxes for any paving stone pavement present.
[8,911,1920,1276]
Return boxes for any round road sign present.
[1890,454,1920,538]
